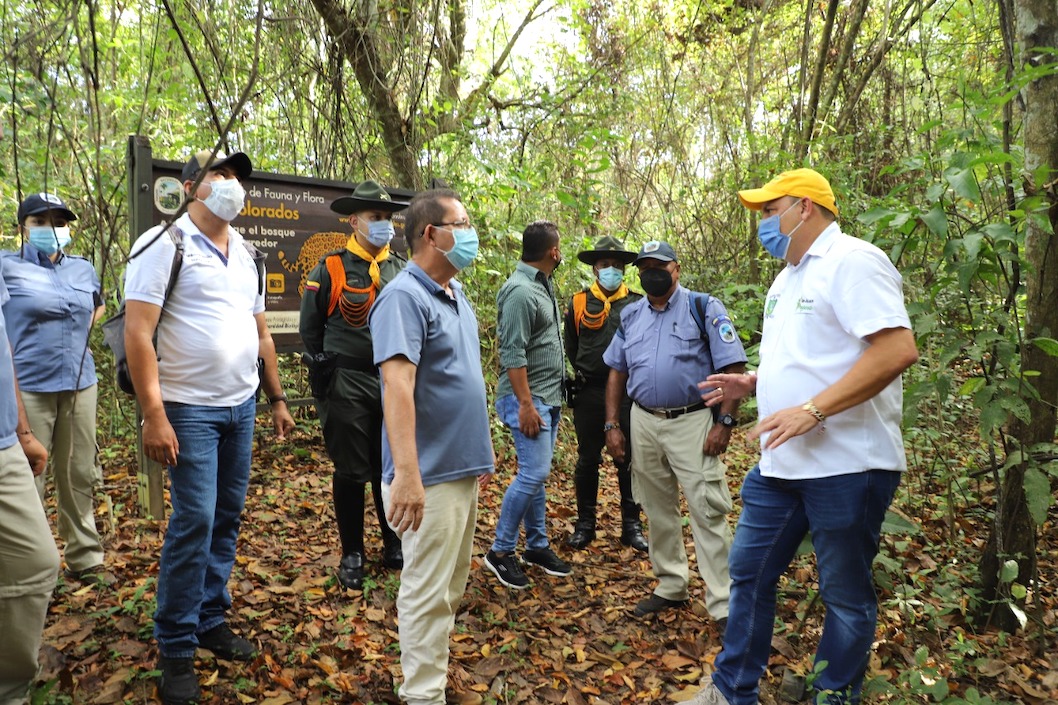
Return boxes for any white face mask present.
[199,178,246,221]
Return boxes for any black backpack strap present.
[689,292,712,365]
[162,225,186,303]
[242,240,267,296]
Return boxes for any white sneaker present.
[687,682,732,705]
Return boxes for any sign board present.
[128,136,415,352]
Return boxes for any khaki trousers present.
[383,476,479,705]
[23,387,104,571]
[0,443,61,705]
[630,404,732,618]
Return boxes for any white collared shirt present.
[757,222,911,479]
[125,213,264,406]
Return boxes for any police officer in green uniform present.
[300,180,407,589]
[563,236,648,551]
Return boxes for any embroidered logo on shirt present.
[795,297,815,313]
[712,315,737,343]
[764,295,779,318]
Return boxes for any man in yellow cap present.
[691,168,919,705]
[300,180,408,591]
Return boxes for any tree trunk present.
[979,0,1058,631]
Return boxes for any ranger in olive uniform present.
[563,236,647,551]
[300,180,406,590]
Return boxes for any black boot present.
[621,518,648,552]
[373,481,404,569]
[567,463,599,549]
[618,462,648,552]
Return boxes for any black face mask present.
[639,268,673,297]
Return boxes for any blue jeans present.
[154,397,256,658]
[490,394,560,554]
[714,466,901,705]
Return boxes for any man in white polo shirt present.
[124,149,295,705]
[692,169,919,705]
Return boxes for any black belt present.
[633,400,707,420]
[335,354,376,373]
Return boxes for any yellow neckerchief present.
[575,281,629,331]
[346,234,390,287]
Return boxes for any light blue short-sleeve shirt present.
[0,259,20,448]
[1,246,101,392]
[370,263,494,487]
[603,285,747,408]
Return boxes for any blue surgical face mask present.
[436,226,479,271]
[757,200,803,260]
[597,266,624,290]
[28,225,72,254]
[364,219,395,248]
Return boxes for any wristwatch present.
[603,422,621,432]
[717,413,737,428]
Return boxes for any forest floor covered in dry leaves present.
[31,413,1058,704]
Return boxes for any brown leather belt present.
[633,400,707,420]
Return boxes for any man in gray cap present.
[300,180,407,591]
[602,240,745,630]
[563,235,646,551]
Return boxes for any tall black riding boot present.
[373,481,403,570]
[617,462,648,552]
[334,475,366,588]
[567,465,599,549]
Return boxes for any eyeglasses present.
[432,219,472,229]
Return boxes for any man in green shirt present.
[564,236,647,551]
[299,180,406,590]
[484,220,572,590]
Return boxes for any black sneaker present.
[522,547,572,577]
[633,593,688,617]
[158,656,200,705]
[197,623,258,661]
[484,550,530,589]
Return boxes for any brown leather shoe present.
[445,688,483,705]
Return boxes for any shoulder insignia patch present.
[713,315,737,344]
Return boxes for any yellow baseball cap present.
[738,168,838,217]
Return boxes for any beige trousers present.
[23,387,104,571]
[0,442,61,705]
[382,476,479,705]
[630,404,732,619]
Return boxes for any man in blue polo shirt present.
[603,241,746,631]
[0,256,61,704]
[371,188,494,705]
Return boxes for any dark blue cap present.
[17,193,77,224]
[634,240,677,264]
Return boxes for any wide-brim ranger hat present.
[181,149,253,182]
[577,235,637,266]
[634,240,678,264]
[737,167,839,217]
[18,192,77,223]
[331,180,409,215]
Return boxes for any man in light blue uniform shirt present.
[604,240,746,630]
[0,256,62,704]
[371,188,494,705]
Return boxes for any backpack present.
[101,225,265,396]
